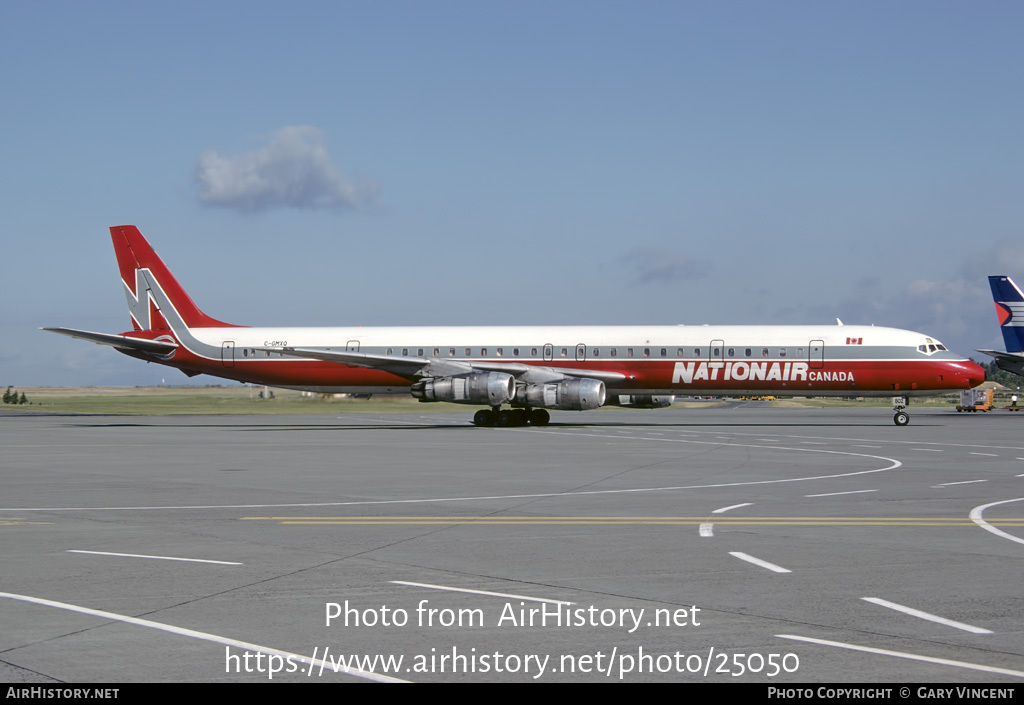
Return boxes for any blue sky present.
[2,2,1023,386]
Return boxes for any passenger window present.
[386,348,393,355]
[728,348,735,357]
[627,348,634,357]
[402,348,408,356]
[465,348,472,356]
[561,348,568,357]
[496,348,503,357]
[481,348,487,357]
[449,348,455,357]
[780,348,786,357]
[593,348,600,357]
[643,348,650,357]
[661,348,667,357]
[418,349,424,356]
[611,348,617,357]
[433,348,439,357]
[762,348,769,357]
[745,348,752,357]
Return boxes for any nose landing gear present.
[893,396,910,426]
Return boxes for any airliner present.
[44,226,984,426]
[978,275,1024,377]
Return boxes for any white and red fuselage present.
[161,323,980,398]
[46,226,985,426]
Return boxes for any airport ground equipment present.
[957,389,994,412]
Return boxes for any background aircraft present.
[978,275,1024,378]
[45,226,984,426]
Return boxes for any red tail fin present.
[110,225,236,330]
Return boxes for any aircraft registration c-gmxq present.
[45,226,985,427]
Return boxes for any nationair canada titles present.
[671,361,853,385]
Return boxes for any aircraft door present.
[221,341,235,368]
[576,343,586,362]
[346,340,360,352]
[809,340,825,369]
[710,339,724,362]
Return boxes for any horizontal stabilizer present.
[42,327,178,355]
[977,348,1024,376]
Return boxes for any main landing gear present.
[892,396,910,426]
[473,407,551,427]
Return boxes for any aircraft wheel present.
[473,410,494,427]
[894,412,910,426]
[496,410,514,427]
[529,409,550,426]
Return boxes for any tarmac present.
[2,404,1023,683]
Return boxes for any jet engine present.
[411,372,516,406]
[518,378,606,410]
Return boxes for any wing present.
[261,346,627,384]
[42,327,178,355]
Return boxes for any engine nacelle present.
[519,378,606,411]
[411,372,516,406]
[609,394,675,409]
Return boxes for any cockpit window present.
[918,338,948,355]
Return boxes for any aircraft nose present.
[965,361,986,388]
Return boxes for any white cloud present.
[195,126,376,211]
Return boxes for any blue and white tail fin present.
[989,275,1024,353]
